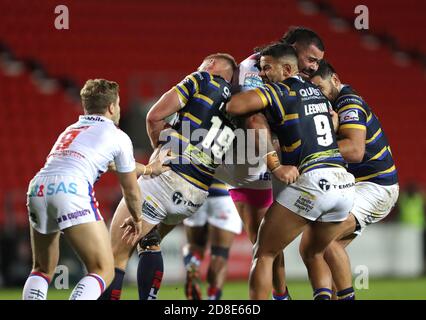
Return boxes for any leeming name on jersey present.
[165,71,236,191]
[254,75,346,174]
[334,85,398,185]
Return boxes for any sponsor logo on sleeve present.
[339,109,359,123]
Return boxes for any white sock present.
[69,273,106,300]
[22,272,50,300]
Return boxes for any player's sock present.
[98,267,125,300]
[183,251,202,300]
[207,286,222,300]
[272,287,291,300]
[137,250,164,300]
[313,288,333,300]
[183,251,202,269]
[69,273,106,300]
[337,287,355,300]
[22,271,51,300]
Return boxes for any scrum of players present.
[23,26,399,300]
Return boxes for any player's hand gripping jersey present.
[165,71,236,191]
[334,85,398,185]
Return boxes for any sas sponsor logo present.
[29,182,78,197]
[339,109,359,122]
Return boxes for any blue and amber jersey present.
[334,85,398,185]
[254,76,346,173]
[166,71,236,191]
[208,179,230,197]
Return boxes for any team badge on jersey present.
[172,192,183,205]
[319,179,331,191]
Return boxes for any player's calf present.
[206,246,230,300]
[182,245,203,300]
[137,227,164,300]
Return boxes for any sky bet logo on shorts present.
[29,182,78,197]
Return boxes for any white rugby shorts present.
[274,168,355,222]
[351,182,399,234]
[183,195,243,234]
[138,170,209,225]
[27,175,103,234]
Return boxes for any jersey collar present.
[79,115,113,123]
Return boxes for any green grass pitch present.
[1,277,425,300]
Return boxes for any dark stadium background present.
[0,0,425,299]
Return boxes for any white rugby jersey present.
[218,53,270,189]
[37,115,136,185]
[215,156,271,190]
[237,53,263,92]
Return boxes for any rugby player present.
[219,26,325,300]
[99,53,238,300]
[300,61,399,300]
[227,43,355,300]
[23,79,166,300]
[182,179,242,300]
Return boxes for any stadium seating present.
[0,0,425,227]
[315,0,426,53]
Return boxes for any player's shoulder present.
[335,85,366,109]
[113,126,131,140]
[269,76,304,95]
[187,71,209,82]
[179,71,210,90]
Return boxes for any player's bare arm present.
[136,147,173,177]
[146,88,181,149]
[108,150,171,177]
[337,127,366,163]
[226,89,265,115]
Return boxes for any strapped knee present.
[138,227,162,252]
[210,246,230,260]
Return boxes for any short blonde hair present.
[203,53,238,71]
[80,79,119,114]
